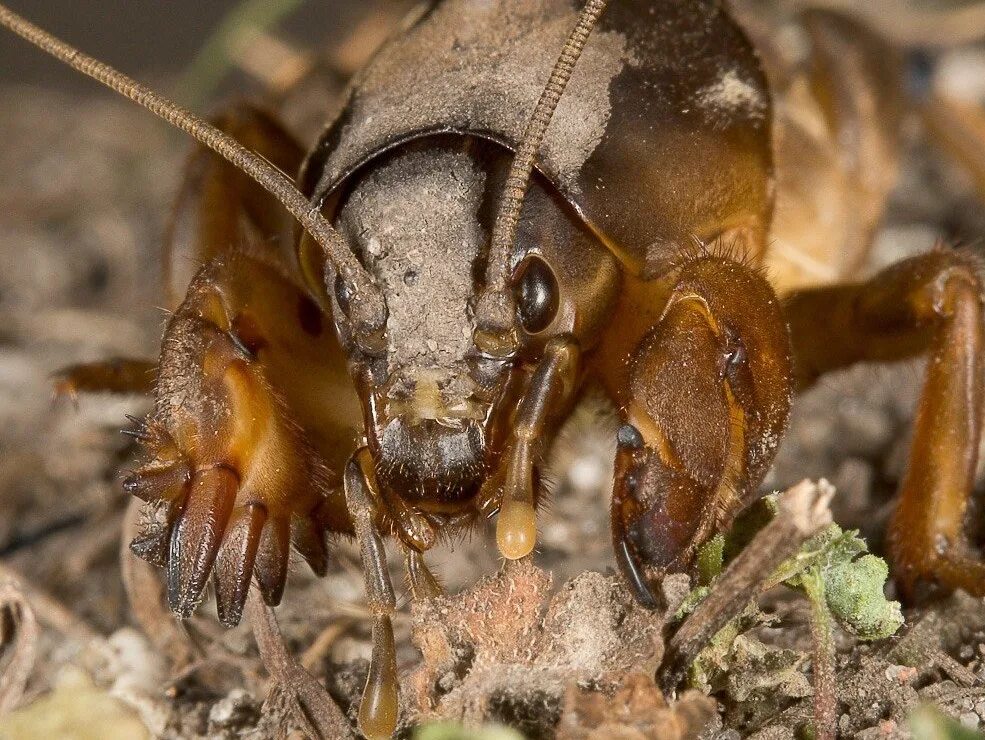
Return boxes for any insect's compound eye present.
[512,255,560,334]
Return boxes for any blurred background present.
[4,0,983,85]
[0,0,364,86]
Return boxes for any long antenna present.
[475,0,609,349]
[0,3,386,335]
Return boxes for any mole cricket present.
[3,0,985,737]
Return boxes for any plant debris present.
[0,580,38,714]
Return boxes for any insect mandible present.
[3,1,985,738]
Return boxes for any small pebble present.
[884,665,917,685]
[208,689,258,728]
[960,712,981,729]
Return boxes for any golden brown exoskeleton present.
[3,0,985,737]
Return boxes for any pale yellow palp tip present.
[357,672,398,740]
[357,615,399,739]
[496,500,537,560]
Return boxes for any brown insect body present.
[307,0,772,274]
[301,0,776,536]
[4,0,985,737]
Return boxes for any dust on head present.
[335,142,500,498]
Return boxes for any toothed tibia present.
[127,251,359,626]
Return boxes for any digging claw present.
[129,525,169,567]
[292,516,329,577]
[213,504,266,627]
[167,466,238,617]
[255,518,290,607]
[126,413,334,625]
[124,281,339,626]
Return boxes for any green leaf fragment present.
[697,533,725,586]
[909,705,985,740]
[675,585,711,621]
[679,497,903,695]
[414,722,526,740]
[775,524,902,640]
[825,553,903,640]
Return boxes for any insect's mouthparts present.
[384,393,486,426]
[382,373,486,425]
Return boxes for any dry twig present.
[659,479,835,692]
[804,574,837,740]
[301,618,355,673]
[0,562,104,651]
[0,580,39,714]
[248,588,355,739]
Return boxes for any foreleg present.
[126,105,358,627]
[597,255,793,606]
[163,103,304,305]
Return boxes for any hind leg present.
[786,249,985,598]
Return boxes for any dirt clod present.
[409,562,662,736]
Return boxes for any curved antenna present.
[475,0,609,352]
[0,3,386,336]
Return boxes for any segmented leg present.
[127,106,361,627]
[130,254,359,625]
[493,335,581,560]
[52,358,156,400]
[345,449,399,740]
[785,248,985,598]
[593,253,793,605]
[404,549,443,600]
[765,10,903,294]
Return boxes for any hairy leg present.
[127,106,361,627]
[129,250,359,626]
[593,253,793,605]
[53,358,156,399]
[786,248,985,598]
